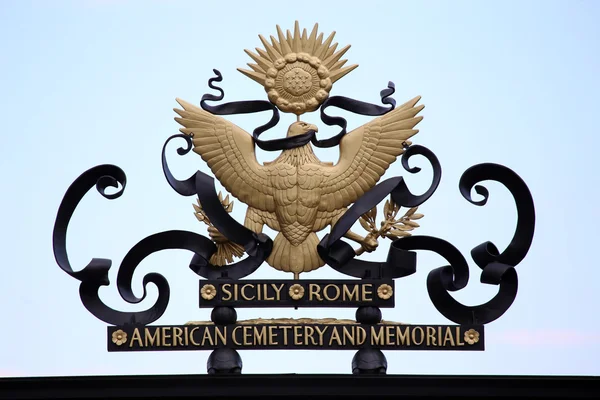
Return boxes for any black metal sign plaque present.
[198,279,395,308]
[108,324,483,351]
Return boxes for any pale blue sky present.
[1,0,599,377]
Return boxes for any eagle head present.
[287,121,318,137]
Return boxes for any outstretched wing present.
[174,98,274,212]
[318,96,424,212]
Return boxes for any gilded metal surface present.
[238,21,358,115]
[376,284,393,300]
[111,329,128,346]
[193,192,244,265]
[288,284,305,300]
[175,95,423,278]
[464,328,480,345]
[200,284,217,301]
[356,200,424,255]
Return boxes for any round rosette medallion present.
[238,22,358,115]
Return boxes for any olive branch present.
[356,197,424,255]
[192,192,245,266]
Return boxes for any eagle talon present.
[208,225,228,244]
[361,233,379,253]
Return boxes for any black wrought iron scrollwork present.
[51,132,275,326]
[200,69,284,151]
[199,70,397,151]
[161,133,273,279]
[52,165,171,325]
[313,81,396,148]
[53,64,535,330]
[318,156,534,324]
[423,163,534,324]
[374,163,533,324]
[317,144,442,279]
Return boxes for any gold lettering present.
[215,326,227,346]
[412,326,424,345]
[263,284,275,300]
[145,328,160,347]
[294,326,303,345]
[371,326,385,346]
[343,284,359,301]
[323,284,341,301]
[232,326,242,346]
[190,327,200,346]
[309,284,322,301]
[161,327,172,347]
[426,327,437,346]
[329,327,342,346]
[271,284,284,301]
[184,326,189,346]
[243,326,252,345]
[396,326,410,346]
[443,327,456,346]
[356,326,367,345]
[314,326,327,345]
[130,328,143,348]
[362,284,373,301]
[386,326,395,346]
[233,284,238,301]
[173,327,184,346]
[305,326,317,345]
[253,326,267,345]
[241,284,255,301]
[281,326,291,345]
[343,327,355,345]
[268,326,278,345]
[222,284,232,301]
[201,328,214,346]
[456,327,465,346]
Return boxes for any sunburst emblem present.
[238,21,358,115]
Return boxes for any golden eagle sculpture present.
[174,22,424,279]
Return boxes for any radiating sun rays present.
[238,21,358,115]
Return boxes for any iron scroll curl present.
[420,163,535,324]
[52,164,234,325]
[52,164,171,325]
[313,81,396,148]
[320,161,535,325]
[51,133,275,326]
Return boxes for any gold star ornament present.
[239,21,358,115]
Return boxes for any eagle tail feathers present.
[267,232,325,279]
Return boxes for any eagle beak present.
[309,124,319,133]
